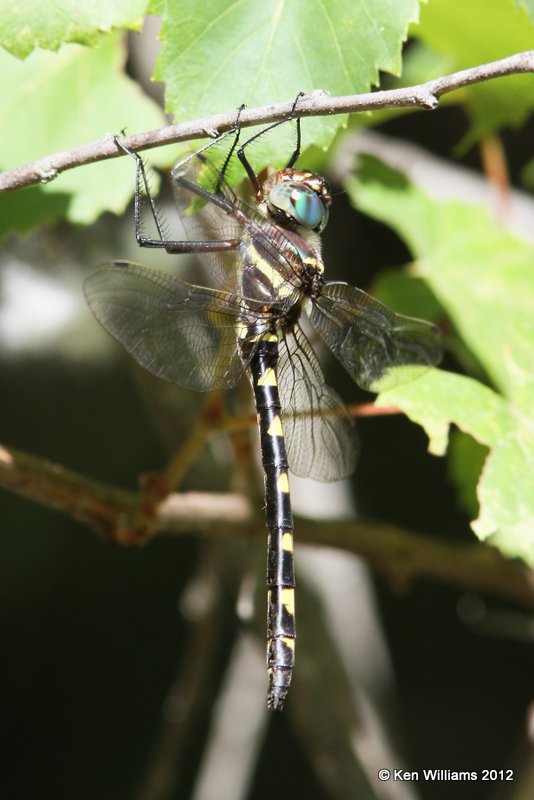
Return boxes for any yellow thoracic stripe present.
[249,248,297,299]
[256,260,284,287]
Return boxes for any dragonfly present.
[84,107,442,710]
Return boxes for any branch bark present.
[2,442,534,610]
[1,50,533,194]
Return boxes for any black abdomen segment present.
[247,332,296,710]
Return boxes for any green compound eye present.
[268,182,329,232]
[292,189,324,229]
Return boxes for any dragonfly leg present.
[171,103,247,184]
[237,91,305,199]
[115,135,239,255]
[114,135,169,246]
[284,92,304,169]
[215,103,247,194]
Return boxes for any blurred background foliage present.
[1,2,534,799]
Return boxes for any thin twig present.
[0,442,252,542]
[346,402,401,417]
[1,50,533,194]
[1,442,534,609]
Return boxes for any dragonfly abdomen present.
[246,331,296,711]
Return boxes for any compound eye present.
[267,182,329,232]
[291,188,326,230]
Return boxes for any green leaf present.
[0,185,71,236]
[448,431,488,519]
[377,371,510,457]
[376,370,534,563]
[518,0,534,21]
[351,156,534,564]
[349,156,534,404]
[154,0,422,163]
[0,0,148,58]
[394,39,456,88]
[413,0,534,137]
[0,34,169,228]
[147,0,165,14]
[373,270,443,322]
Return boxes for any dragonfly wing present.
[84,261,259,391]
[278,325,357,482]
[308,282,443,392]
[172,152,244,289]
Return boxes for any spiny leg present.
[215,103,247,195]
[114,135,239,255]
[114,135,168,246]
[237,92,305,200]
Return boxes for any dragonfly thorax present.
[302,263,325,299]
[261,168,331,234]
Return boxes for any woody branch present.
[0,50,533,193]
[1,443,534,610]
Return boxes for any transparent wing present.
[278,325,357,482]
[171,148,245,289]
[84,261,266,391]
[308,282,443,393]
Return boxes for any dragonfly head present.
[262,169,331,233]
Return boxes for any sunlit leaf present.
[0,0,148,58]
[376,370,534,563]
[0,34,168,229]
[349,155,534,401]
[351,156,534,564]
[154,0,422,165]
[413,0,534,138]
[517,0,534,22]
